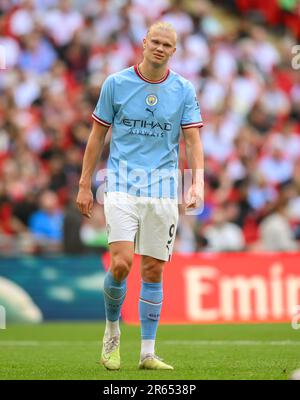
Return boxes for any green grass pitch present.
[0,322,300,380]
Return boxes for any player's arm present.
[182,126,204,211]
[76,120,109,218]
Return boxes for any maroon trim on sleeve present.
[181,122,203,129]
[92,113,111,127]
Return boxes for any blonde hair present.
[147,21,177,42]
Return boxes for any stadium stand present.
[0,0,299,254]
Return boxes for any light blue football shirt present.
[93,64,203,198]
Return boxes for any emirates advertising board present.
[103,253,300,324]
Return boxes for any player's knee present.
[142,261,164,282]
[111,256,132,281]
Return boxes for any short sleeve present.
[181,82,203,129]
[92,76,115,127]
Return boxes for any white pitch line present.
[1,340,300,346]
[0,341,100,346]
[163,340,300,346]
[0,341,40,346]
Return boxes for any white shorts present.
[103,192,179,261]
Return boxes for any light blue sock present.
[103,270,126,322]
[139,281,163,340]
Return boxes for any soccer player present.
[76,21,204,371]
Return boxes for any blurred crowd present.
[0,0,300,255]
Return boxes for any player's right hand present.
[76,188,94,218]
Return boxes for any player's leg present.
[138,256,173,370]
[104,241,134,336]
[101,241,134,370]
[140,256,164,354]
[136,198,178,370]
[101,192,138,370]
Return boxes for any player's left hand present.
[185,183,204,213]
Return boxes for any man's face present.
[143,28,176,66]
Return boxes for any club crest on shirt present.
[145,94,158,106]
